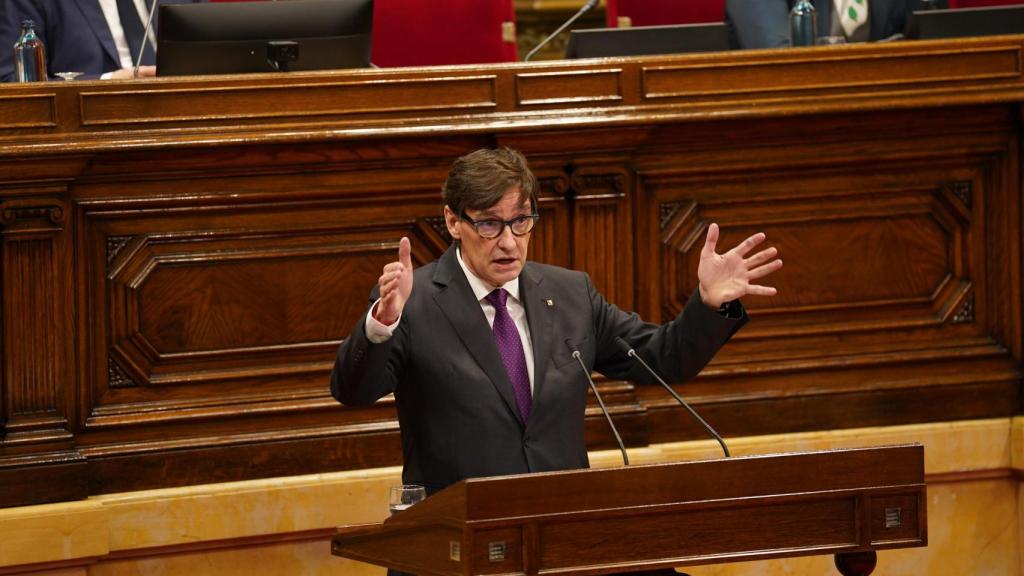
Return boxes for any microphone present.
[133,0,159,78]
[523,0,599,62]
[614,337,731,458]
[566,339,629,466]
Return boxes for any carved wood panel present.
[628,109,1019,441]
[659,180,971,332]
[0,40,1021,506]
[81,179,452,433]
[0,196,86,505]
[0,199,73,440]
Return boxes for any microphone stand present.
[524,0,599,62]
[569,346,629,466]
[615,337,731,458]
[134,0,159,78]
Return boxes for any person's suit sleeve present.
[329,288,407,407]
[588,273,748,385]
[726,0,791,49]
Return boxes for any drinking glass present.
[815,36,847,46]
[389,484,425,515]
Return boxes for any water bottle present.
[14,19,47,82]
[789,0,817,47]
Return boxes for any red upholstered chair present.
[605,0,725,28]
[371,0,518,67]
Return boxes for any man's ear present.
[443,205,461,240]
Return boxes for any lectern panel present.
[333,523,464,576]
[333,447,926,575]
[537,498,857,570]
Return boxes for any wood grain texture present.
[0,37,1020,506]
[333,446,926,575]
[0,93,56,129]
[79,75,498,127]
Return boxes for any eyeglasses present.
[460,211,539,239]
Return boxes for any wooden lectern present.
[332,445,926,575]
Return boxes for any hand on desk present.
[106,66,155,80]
[698,223,782,308]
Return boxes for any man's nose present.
[496,224,517,248]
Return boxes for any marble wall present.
[1,418,1019,576]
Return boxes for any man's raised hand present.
[697,223,782,309]
[373,237,414,325]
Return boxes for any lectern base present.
[835,551,878,576]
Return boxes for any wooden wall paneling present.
[0,190,87,506]
[638,44,1023,106]
[0,94,56,129]
[569,163,634,308]
[68,141,483,493]
[982,113,1023,363]
[628,107,1021,442]
[86,424,403,494]
[515,69,624,108]
[0,37,1022,505]
[528,161,573,269]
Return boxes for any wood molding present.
[0,39,1019,506]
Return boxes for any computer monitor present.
[906,4,1024,40]
[565,23,729,60]
[156,0,373,76]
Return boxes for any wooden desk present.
[0,37,1018,507]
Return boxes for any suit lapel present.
[74,0,121,65]
[432,247,525,427]
[519,264,552,419]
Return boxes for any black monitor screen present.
[565,23,729,60]
[157,0,373,76]
[906,4,1024,40]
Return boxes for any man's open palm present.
[698,223,782,308]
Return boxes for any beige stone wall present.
[1,418,1020,576]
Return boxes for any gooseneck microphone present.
[524,0,599,62]
[614,337,731,458]
[133,0,159,78]
[566,339,629,466]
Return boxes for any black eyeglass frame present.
[459,211,540,239]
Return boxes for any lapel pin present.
[544,299,554,307]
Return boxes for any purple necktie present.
[485,289,532,422]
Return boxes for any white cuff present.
[364,298,400,344]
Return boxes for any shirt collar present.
[455,247,520,303]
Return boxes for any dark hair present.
[442,148,538,216]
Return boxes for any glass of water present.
[389,484,425,515]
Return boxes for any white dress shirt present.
[97,0,157,70]
[364,248,536,394]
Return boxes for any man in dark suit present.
[331,148,781,575]
[0,0,201,81]
[727,0,907,49]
